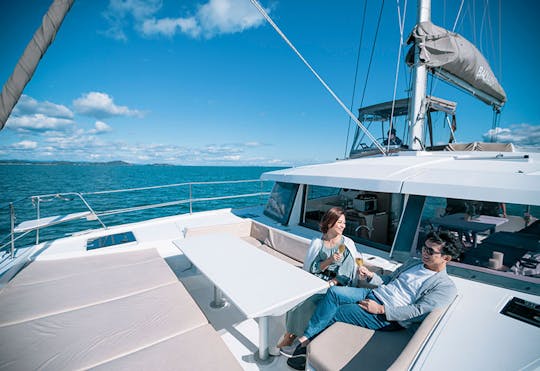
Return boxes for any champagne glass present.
[355,253,364,266]
[338,244,346,254]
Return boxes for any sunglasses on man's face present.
[422,244,443,256]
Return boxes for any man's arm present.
[384,280,457,322]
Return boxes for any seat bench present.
[307,307,446,371]
[184,219,310,267]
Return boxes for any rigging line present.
[388,0,408,152]
[358,0,386,110]
[498,0,502,82]
[249,0,386,155]
[485,0,497,75]
[344,0,368,159]
[431,0,465,103]
[452,0,465,32]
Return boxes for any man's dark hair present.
[425,230,462,259]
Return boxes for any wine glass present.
[338,244,346,254]
[355,253,364,266]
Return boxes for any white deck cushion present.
[0,252,178,327]
[92,324,243,371]
[0,282,208,370]
[7,248,160,287]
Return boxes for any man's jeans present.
[303,286,392,339]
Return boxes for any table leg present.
[210,285,228,308]
[258,316,269,360]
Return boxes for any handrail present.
[1,179,271,256]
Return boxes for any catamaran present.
[0,0,538,370]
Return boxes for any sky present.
[0,0,539,166]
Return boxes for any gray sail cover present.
[0,0,74,131]
[407,21,506,107]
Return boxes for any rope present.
[358,0,386,110]
[249,0,386,155]
[388,0,408,152]
[452,0,465,32]
[344,0,368,159]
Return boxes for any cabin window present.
[415,197,540,292]
[263,182,299,225]
[87,231,136,250]
[301,185,401,252]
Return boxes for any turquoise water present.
[0,165,284,248]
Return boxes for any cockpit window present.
[416,197,540,291]
[263,182,299,225]
[301,185,402,252]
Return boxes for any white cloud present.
[104,0,267,40]
[11,140,38,149]
[73,92,143,119]
[483,124,540,146]
[14,95,73,118]
[102,0,162,41]
[142,17,200,38]
[6,114,74,132]
[197,0,266,38]
[89,121,113,134]
[0,132,289,165]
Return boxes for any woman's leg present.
[285,294,323,336]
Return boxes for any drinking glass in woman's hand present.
[332,252,342,262]
[358,265,373,280]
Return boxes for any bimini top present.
[261,151,540,206]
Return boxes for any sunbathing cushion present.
[0,282,208,371]
[92,324,242,371]
[0,253,178,327]
[6,248,160,287]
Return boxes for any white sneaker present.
[279,338,301,358]
[268,345,280,356]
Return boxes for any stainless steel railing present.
[1,179,271,259]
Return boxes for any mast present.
[409,0,430,150]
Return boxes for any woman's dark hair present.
[425,230,463,259]
[320,207,345,234]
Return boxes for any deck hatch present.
[86,231,136,250]
[500,297,540,328]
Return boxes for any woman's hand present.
[331,252,343,263]
[357,265,374,280]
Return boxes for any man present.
[382,128,402,146]
[285,231,461,370]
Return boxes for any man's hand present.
[358,299,385,314]
[357,265,374,280]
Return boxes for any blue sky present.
[1,0,539,166]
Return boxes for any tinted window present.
[263,182,299,225]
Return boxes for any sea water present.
[0,164,283,248]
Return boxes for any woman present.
[277,206,358,355]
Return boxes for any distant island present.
[0,160,135,166]
[0,160,282,167]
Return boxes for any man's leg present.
[334,305,390,330]
[303,286,371,339]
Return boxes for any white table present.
[173,233,328,360]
